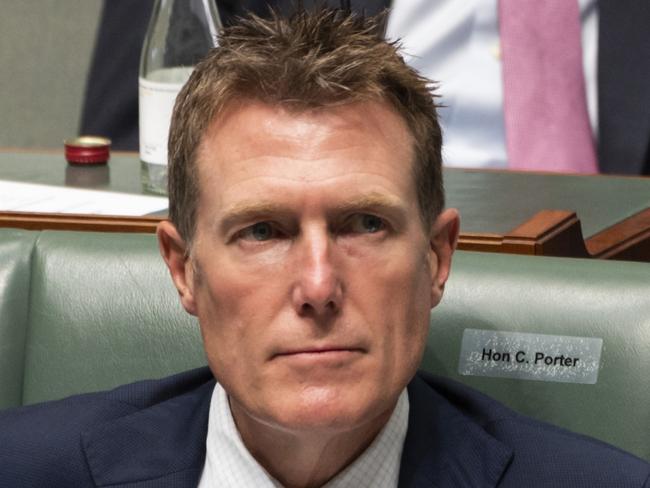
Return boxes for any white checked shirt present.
[197,383,410,488]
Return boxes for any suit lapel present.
[78,366,512,487]
[81,369,215,487]
[597,0,650,174]
[398,374,513,488]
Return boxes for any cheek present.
[400,253,435,346]
[193,267,275,380]
[352,247,432,374]
[389,270,431,371]
[364,245,433,317]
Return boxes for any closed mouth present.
[273,347,364,359]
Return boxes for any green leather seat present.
[20,231,205,406]
[426,251,650,462]
[0,229,648,461]
[0,229,37,409]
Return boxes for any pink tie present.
[499,0,598,173]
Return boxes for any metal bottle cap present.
[64,136,111,165]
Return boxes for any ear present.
[429,208,460,307]
[157,220,198,316]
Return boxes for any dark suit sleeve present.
[597,0,650,175]
[0,398,136,487]
[79,0,153,150]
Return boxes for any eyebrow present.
[329,193,405,216]
[219,202,290,235]
[218,192,407,234]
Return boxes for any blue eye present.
[243,222,275,241]
[362,214,384,233]
[349,214,385,234]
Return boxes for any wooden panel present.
[586,208,650,261]
[458,208,650,261]
[0,211,160,234]
[458,210,590,258]
[457,233,504,252]
[502,210,590,258]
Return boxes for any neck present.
[230,401,395,488]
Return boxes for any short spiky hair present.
[168,8,443,243]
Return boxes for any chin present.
[267,385,390,434]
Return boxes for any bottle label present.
[138,71,190,166]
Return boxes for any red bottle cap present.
[64,136,111,165]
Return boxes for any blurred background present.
[0,1,102,148]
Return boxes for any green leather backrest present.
[426,252,650,462]
[0,229,648,461]
[0,229,38,409]
[20,231,205,405]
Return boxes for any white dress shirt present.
[385,0,598,169]
[198,383,410,487]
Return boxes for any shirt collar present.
[199,383,409,488]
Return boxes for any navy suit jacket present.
[1,367,648,487]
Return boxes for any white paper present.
[0,181,168,216]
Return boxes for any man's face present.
[160,99,457,435]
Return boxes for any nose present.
[291,227,342,318]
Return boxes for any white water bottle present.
[139,0,221,195]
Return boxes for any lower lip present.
[276,349,362,365]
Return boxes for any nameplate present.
[458,329,602,384]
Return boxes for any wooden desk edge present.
[0,211,162,234]
[586,208,650,260]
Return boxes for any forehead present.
[195,99,417,213]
